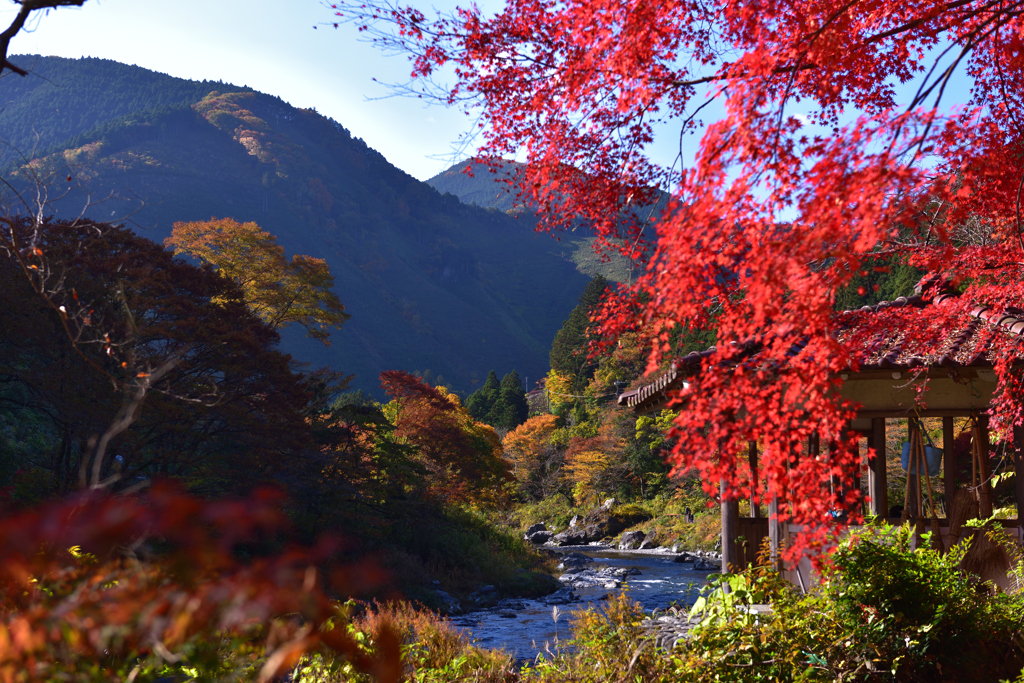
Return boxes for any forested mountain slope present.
[0,57,590,396]
[427,159,659,283]
[0,57,248,160]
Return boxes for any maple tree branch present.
[993,30,1024,137]
[85,348,190,489]
[667,62,818,90]
[1015,169,1024,257]
[0,215,122,387]
[863,0,1006,44]
[0,1,87,77]
[889,10,1013,165]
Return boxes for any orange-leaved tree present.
[330,0,1024,560]
[166,218,348,345]
[503,414,559,499]
[380,371,512,507]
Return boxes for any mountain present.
[426,159,654,284]
[0,56,592,397]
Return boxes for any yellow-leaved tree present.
[503,414,559,484]
[166,218,348,345]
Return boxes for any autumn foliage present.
[380,370,513,506]
[0,483,400,683]
[333,0,1024,558]
[166,217,348,345]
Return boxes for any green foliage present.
[466,370,501,420]
[673,524,1024,682]
[466,370,529,432]
[0,55,249,161]
[834,256,925,311]
[549,276,608,396]
[488,371,529,431]
[821,524,1021,680]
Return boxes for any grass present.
[504,489,723,552]
[374,502,560,610]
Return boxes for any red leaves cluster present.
[332,0,1024,562]
[0,483,398,683]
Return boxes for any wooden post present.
[978,414,993,518]
[721,479,740,574]
[808,433,820,457]
[768,495,784,571]
[748,441,761,518]
[869,418,888,518]
[907,419,920,519]
[943,416,956,515]
[1015,425,1024,540]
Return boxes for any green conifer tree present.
[549,276,608,394]
[465,370,500,420]
[487,370,529,431]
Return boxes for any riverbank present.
[444,543,720,661]
[294,524,1024,682]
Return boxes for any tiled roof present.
[617,282,1024,412]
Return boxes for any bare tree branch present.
[0,1,87,77]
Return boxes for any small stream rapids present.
[447,547,717,661]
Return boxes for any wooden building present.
[618,284,1024,585]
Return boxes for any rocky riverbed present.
[446,544,722,661]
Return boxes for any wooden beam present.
[721,480,740,574]
[748,441,761,518]
[943,416,956,513]
[856,408,981,418]
[869,418,888,517]
[907,419,920,520]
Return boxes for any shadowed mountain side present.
[2,60,590,397]
[427,159,662,284]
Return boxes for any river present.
[447,546,717,661]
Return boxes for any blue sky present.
[1,0,472,181]
[1,0,974,187]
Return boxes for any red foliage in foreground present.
[0,483,399,683]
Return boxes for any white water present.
[447,548,715,661]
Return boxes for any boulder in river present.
[639,535,661,550]
[469,584,500,607]
[557,552,594,570]
[553,504,652,545]
[524,523,547,539]
[526,530,554,544]
[552,527,591,545]
[619,530,646,550]
[542,587,577,605]
[434,590,462,614]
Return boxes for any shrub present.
[672,523,1024,682]
[295,602,516,683]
